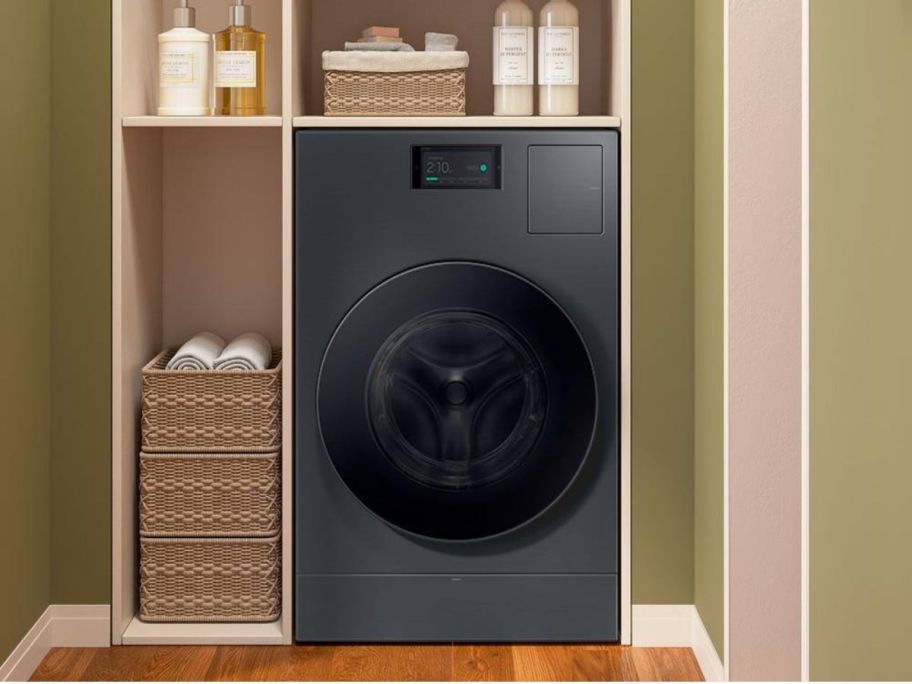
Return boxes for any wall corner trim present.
[632,604,725,681]
[0,605,110,681]
[692,606,725,682]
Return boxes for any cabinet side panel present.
[114,128,164,639]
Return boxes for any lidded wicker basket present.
[141,350,282,453]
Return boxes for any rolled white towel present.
[167,332,226,371]
[213,332,273,371]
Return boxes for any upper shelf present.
[292,115,622,129]
[123,115,283,128]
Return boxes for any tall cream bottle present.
[538,0,580,116]
[158,0,211,116]
[493,0,534,116]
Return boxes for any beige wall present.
[0,0,52,661]
[810,1,912,679]
[49,0,112,605]
[693,0,724,658]
[728,0,803,678]
[631,0,696,605]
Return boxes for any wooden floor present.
[31,645,703,681]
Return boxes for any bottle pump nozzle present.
[173,0,195,28]
[229,0,252,26]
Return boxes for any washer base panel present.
[295,573,619,642]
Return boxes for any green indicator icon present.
[480,164,489,173]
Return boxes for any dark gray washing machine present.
[295,129,620,642]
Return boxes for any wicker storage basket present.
[140,535,281,623]
[324,69,467,116]
[322,50,468,117]
[141,350,281,453]
[140,452,280,538]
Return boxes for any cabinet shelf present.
[123,115,283,128]
[121,616,285,646]
[293,115,622,129]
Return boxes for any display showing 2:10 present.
[426,160,453,175]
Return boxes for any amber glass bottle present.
[214,0,266,116]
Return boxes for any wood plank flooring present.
[31,645,703,681]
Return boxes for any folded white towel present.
[167,332,226,371]
[322,50,470,73]
[425,32,459,51]
[344,41,415,52]
[213,332,273,371]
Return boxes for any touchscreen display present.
[413,146,502,189]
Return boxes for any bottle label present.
[160,51,195,87]
[538,27,579,85]
[215,50,257,88]
[493,27,534,86]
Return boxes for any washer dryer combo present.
[295,129,620,642]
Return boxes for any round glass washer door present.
[317,262,598,541]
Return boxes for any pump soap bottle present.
[493,0,534,116]
[215,0,266,116]
[158,0,211,116]
[539,0,580,116]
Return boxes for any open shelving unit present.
[112,0,630,646]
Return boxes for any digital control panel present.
[412,146,502,189]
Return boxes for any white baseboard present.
[691,607,725,682]
[632,604,725,681]
[0,607,53,683]
[632,604,694,647]
[0,605,110,682]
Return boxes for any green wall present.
[58,0,702,613]
[1,0,699,658]
[42,0,702,612]
[0,0,52,660]
[810,0,912,679]
[693,0,724,656]
[49,0,112,606]
[631,0,696,604]
[0,0,111,660]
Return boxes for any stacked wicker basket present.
[138,350,282,623]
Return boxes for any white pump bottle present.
[158,0,212,116]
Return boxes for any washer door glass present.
[368,310,547,491]
[318,262,598,540]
